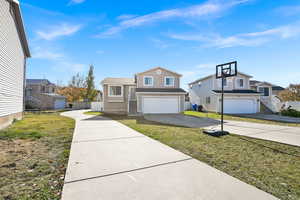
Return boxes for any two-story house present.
[0,0,30,129]
[101,67,186,115]
[25,79,66,110]
[189,72,261,114]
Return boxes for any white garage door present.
[143,97,179,114]
[224,98,257,114]
[54,99,66,110]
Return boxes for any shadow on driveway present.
[144,114,220,128]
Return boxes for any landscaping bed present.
[106,114,300,200]
[0,113,75,200]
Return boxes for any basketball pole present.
[221,76,224,132]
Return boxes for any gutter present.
[7,0,31,57]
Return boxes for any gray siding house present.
[0,0,30,129]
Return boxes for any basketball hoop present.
[204,61,238,137]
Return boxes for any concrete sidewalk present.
[61,110,277,200]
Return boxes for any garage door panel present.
[224,98,257,114]
[54,99,66,110]
[143,97,179,114]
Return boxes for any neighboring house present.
[0,0,30,129]
[101,67,186,115]
[189,72,261,114]
[25,79,66,110]
[271,85,285,96]
[250,80,284,112]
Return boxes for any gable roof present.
[136,67,182,77]
[26,79,54,85]
[8,0,30,57]
[250,80,273,87]
[101,78,136,85]
[189,71,252,85]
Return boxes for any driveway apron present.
[61,110,278,200]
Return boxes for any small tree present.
[84,65,97,101]
[279,84,300,101]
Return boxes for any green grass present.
[106,114,300,200]
[184,111,300,127]
[0,113,75,200]
[83,111,103,116]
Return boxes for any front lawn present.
[106,114,300,200]
[184,111,300,127]
[83,111,103,116]
[0,113,75,200]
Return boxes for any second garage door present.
[224,98,257,114]
[143,96,179,114]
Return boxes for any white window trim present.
[143,76,153,86]
[108,85,123,97]
[164,76,175,87]
[236,78,244,88]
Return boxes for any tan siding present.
[137,68,180,88]
[103,84,130,113]
[0,0,26,117]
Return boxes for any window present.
[259,87,269,96]
[238,79,244,88]
[109,86,122,96]
[165,77,175,86]
[144,76,153,86]
[206,97,211,104]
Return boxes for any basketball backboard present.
[216,61,237,79]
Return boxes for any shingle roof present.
[272,86,285,91]
[212,90,261,94]
[26,79,54,85]
[101,78,136,85]
[136,88,186,93]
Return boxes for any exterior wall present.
[0,0,26,126]
[103,84,132,114]
[136,93,185,113]
[26,83,55,95]
[136,68,180,88]
[212,74,250,90]
[189,78,218,112]
[0,112,22,130]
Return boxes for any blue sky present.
[22,0,300,90]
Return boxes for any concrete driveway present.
[236,114,300,123]
[144,114,220,128]
[208,120,300,147]
[61,110,277,200]
[144,114,300,147]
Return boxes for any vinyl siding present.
[0,0,26,117]
[136,69,180,88]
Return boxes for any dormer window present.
[144,76,153,86]
[165,76,175,86]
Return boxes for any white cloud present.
[31,47,64,60]
[36,23,81,40]
[275,5,300,16]
[69,0,86,5]
[151,38,170,49]
[96,50,104,54]
[168,21,300,48]
[97,0,251,37]
[117,14,138,21]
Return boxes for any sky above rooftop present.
[22,0,300,89]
